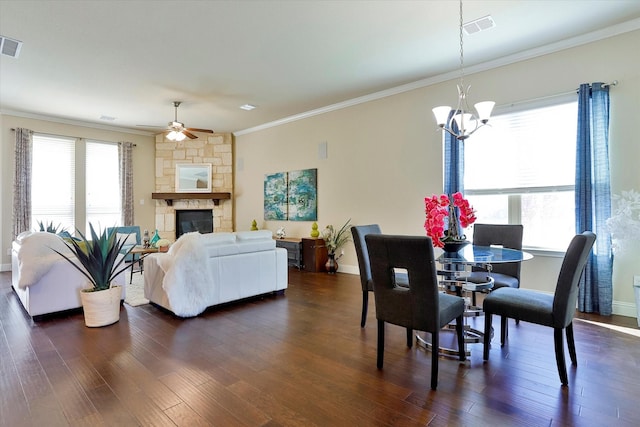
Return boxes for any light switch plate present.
[634,275,640,286]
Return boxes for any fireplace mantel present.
[152,192,231,206]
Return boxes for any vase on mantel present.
[325,253,338,274]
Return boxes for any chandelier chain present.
[459,0,465,85]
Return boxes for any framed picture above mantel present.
[175,163,212,193]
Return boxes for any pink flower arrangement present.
[424,192,476,248]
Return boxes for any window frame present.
[461,93,578,253]
[30,134,122,236]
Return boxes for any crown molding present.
[235,18,640,137]
[1,109,155,136]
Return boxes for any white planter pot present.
[80,285,122,327]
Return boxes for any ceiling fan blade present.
[182,130,198,139]
[186,128,214,133]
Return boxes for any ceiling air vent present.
[463,15,496,35]
[0,35,23,58]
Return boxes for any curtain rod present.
[9,128,136,146]
[498,79,619,111]
[578,80,618,90]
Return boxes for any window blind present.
[32,134,76,231]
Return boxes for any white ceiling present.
[1,1,639,135]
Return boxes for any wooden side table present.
[128,246,158,283]
[302,237,328,272]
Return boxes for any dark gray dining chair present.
[351,224,408,327]
[468,223,524,300]
[482,231,596,386]
[366,234,466,390]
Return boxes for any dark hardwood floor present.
[1,269,639,426]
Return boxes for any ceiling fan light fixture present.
[166,130,186,142]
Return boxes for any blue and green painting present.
[287,168,317,221]
[264,172,288,220]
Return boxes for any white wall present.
[235,30,640,317]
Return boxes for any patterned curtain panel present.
[13,128,34,240]
[119,141,134,226]
[576,82,613,315]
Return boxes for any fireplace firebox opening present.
[175,209,213,238]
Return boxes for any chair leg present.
[431,325,439,390]
[377,319,385,369]
[472,290,477,307]
[500,316,508,346]
[483,312,492,360]
[455,314,466,362]
[361,291,369,328]
[566,322,577,365]
[554,328,569,386]
[406,328,413,348]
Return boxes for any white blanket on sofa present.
[16,231,76,289]
[155,232,216,317]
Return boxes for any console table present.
[302,237,328,272]
[275,238,302,269]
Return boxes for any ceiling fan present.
[163,101,214,141]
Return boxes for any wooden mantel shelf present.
[152,192,231,206]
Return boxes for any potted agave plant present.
[51,223,133,327]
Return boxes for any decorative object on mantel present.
[175,163,212,193]
[424,192,476,251]
[607,189,640,253]
[310,222,320,238]
[322,219,352,274]
[276,227,286,239]
[432,0,495,140]
[251,220,258,231]
[51,224,133,327]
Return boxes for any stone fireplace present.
[154,133,233,240]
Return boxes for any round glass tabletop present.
[437,245,533,264]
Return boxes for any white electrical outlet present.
[634,275,640,287]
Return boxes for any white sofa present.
[143,230,288,317]
[11,231,126,319]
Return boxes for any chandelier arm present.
[432,0,494,140]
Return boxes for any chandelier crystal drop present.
[433,0,494,140]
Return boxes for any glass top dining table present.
[438,245,533,265]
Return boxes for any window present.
[463,98,578,251]
[31,135,121,235]
[86,141,121,231]
[31,135,76,232]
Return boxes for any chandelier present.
[433,0,494,140]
